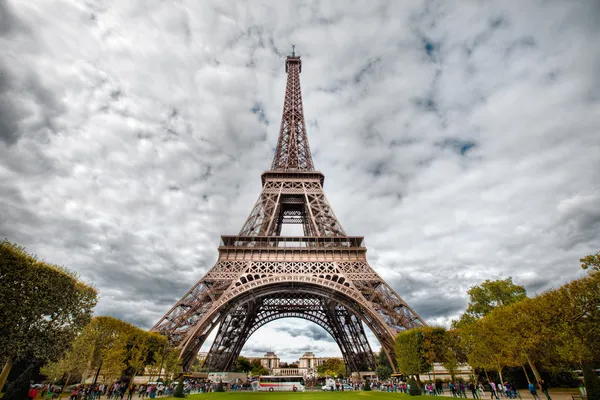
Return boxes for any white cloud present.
[1,0,599,362]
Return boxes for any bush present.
[173,376,185,398]
[363,377,371,391]
[408,378,422,396]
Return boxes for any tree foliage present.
[451,255,600,398]
[455,277,526,326]
[580,251,600,272]
[419,327,466,381]
[395,329,430,379]
[249,359,269,376]
[40,316,170,385]
[0,240,98,392]
[234,357,251,373]
[376,348,392,380]
[316,358,346,378]
[173,375,185,398]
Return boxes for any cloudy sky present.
[2,0,600,361]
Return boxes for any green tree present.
[40,329,95,390]
[452,277,529,380]
[456,277,527,325]
[234,356,251,373]
[249,359,269,376]
[101,333,128,383]
[420,327,466,381]
[173,375,185,398]
[440,329,466,381]
[461,305,523,383]
[376,348,392,380]
[316,358,346,378]
[395,329,430,385]
[40,316,167,386]
[541,271,600,399]
[125,330,153,384]
[0,240,97,394]
[160,346,182,383]
[581,251,600,272]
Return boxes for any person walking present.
[489,382,499,400]
[538,380,551,400]
[528,383,541,400]
[469,382,479,399]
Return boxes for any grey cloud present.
[0,61,65,145]
[0,1,28,37]
[274,324,335,343]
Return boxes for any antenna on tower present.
[292,44,296,57]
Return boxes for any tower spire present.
[271,48,315,171]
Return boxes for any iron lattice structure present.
[152,50,425,372]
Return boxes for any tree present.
[317,358,346,378]
[161,347,182,383]
[40,329,95,390]
[173,375,185,398]
[40,316,167,386]
[541,271,600,399]
[455,257,600,398]
[234,356,251,373]
[363,377,371,391]
[101,333,128,383]
[419,327,466,381]
[0,240,98,394]
[460,305,523,383]
[581,251,600,272]
[249,359,269,376]
[376,348,392,380]
[452,277,529,380]
[456,277,526,325]
[395,329,430,385]
[125,330,153,384]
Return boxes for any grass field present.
[162,393,431,400]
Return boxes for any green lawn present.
[161,393,430,400]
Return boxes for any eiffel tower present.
[152,48,425,372]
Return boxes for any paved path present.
[420,391,580,400]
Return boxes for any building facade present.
[244,352,343,377]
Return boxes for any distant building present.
[428,363,473,381]
[243,351,343,377]
[298,352,330,369]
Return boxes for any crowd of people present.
[26,377,555,399]
[361,378,553,400]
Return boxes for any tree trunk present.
[61,373,71,397]
[484,369,490,382]
[526,355,542,387]
[498,368,504,385]
[0,357,14,393]
[582,362,600,400]
[522,365,531,384]
[92,364,102,386]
